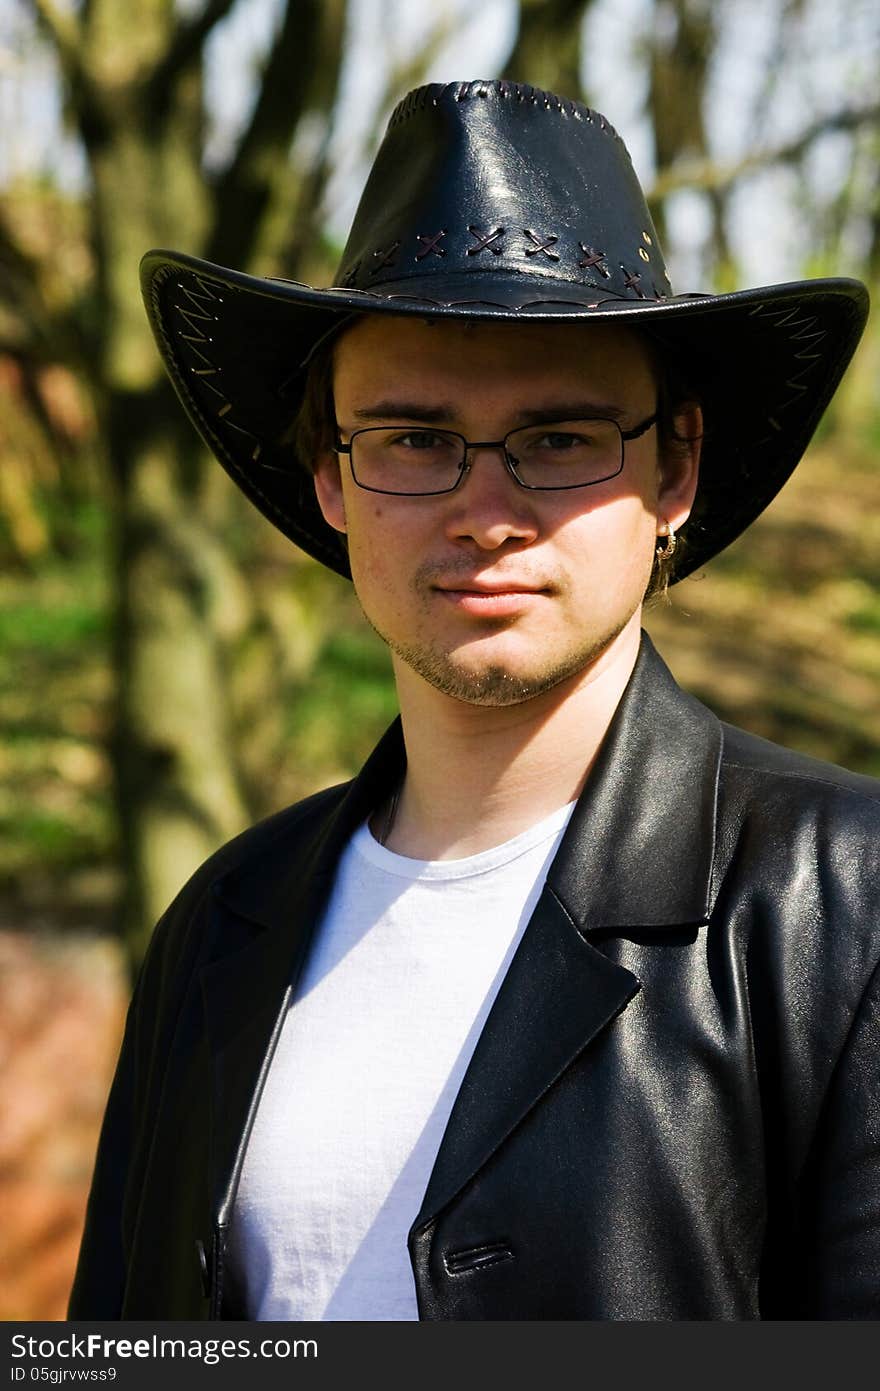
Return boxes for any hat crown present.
[335,80,671,307]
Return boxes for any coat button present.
[195,1238,211,1297]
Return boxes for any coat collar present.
[549,628,721,931]
[199,631,722,1235]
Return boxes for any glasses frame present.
[333,412,659,496]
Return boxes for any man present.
[70,80,878,1320]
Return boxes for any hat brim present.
[140,249,869,583]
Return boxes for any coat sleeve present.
[67,977,143,1318]
[67,874,212,1319]
[803,953,880,1318]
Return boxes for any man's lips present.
[431,573,552,594]
[436,583,547,594]
[432,579,552,615]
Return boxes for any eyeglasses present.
[333,414,658,496]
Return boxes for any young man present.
[71,81,877,1320]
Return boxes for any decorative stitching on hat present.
[177,304,216,334]
[180,283,219,314]
[578,244,610,277]
[467,225,505,256]
[371,241,400,272]
[415,230,447,261]
[745,301,829,413]
[621,266,647,298]
[385,81,616,136]
[356,223,668,280]
[181,339,218,373]
[157,273,345,569]
[173,281,230,409]
[523,229,560,261]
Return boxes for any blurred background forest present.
[1,0,878,1319]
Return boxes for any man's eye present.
[389,430,450,450]
[536,432,588,451]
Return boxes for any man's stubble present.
[355,581,638,709]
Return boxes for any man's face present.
[314,316,699,707]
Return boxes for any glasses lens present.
[505,419,623,488]
[350,427,464,494]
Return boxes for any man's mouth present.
[432,578,552,615]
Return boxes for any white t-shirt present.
[227,800,576,1320]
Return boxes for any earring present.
[656,521,676,560]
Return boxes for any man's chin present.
[365,603,639,708]
[427,666,566,708]
[393,644,615,708]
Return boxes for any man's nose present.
[444,445,540,549]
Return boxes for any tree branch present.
[0,206,90,369]
[0,211,56,358]
[648,104,880,202]
[23,0,113,148]
[504,0,592,98]
[206,0,347,272]
[148,0,240,99]
[24,0,83,82]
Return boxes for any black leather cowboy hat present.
[140,79,869,583]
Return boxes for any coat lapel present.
[551,631,722,934]
[411,885,641,1229]
[411,633,723,1232]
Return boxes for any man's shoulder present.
[171,779,354,914]
[141,780,353,975]
[719,720,880,815]
[183,780,353,895]
[715,722,880,882]
[712,722,880,1026]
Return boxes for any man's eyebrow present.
[351,400,631,424]
[352,401,455,423]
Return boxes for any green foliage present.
[0,598,106,651]
[846,594,880,634]
[646,432,880,781]
[0,533,399,909]
[287,626,398,785]
[0,542,115,895]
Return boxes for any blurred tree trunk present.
[506,0,594,97]
[643,0,721,257]
[24,0,348,963]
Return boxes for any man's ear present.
[313,451,347,533]
[657,402,702,532]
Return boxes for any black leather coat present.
[69,636,880,1320]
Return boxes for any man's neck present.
[382,613,643,860]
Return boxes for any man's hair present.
[291,333,338,476]
[640,332,704,600]
[288,320,702,601]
